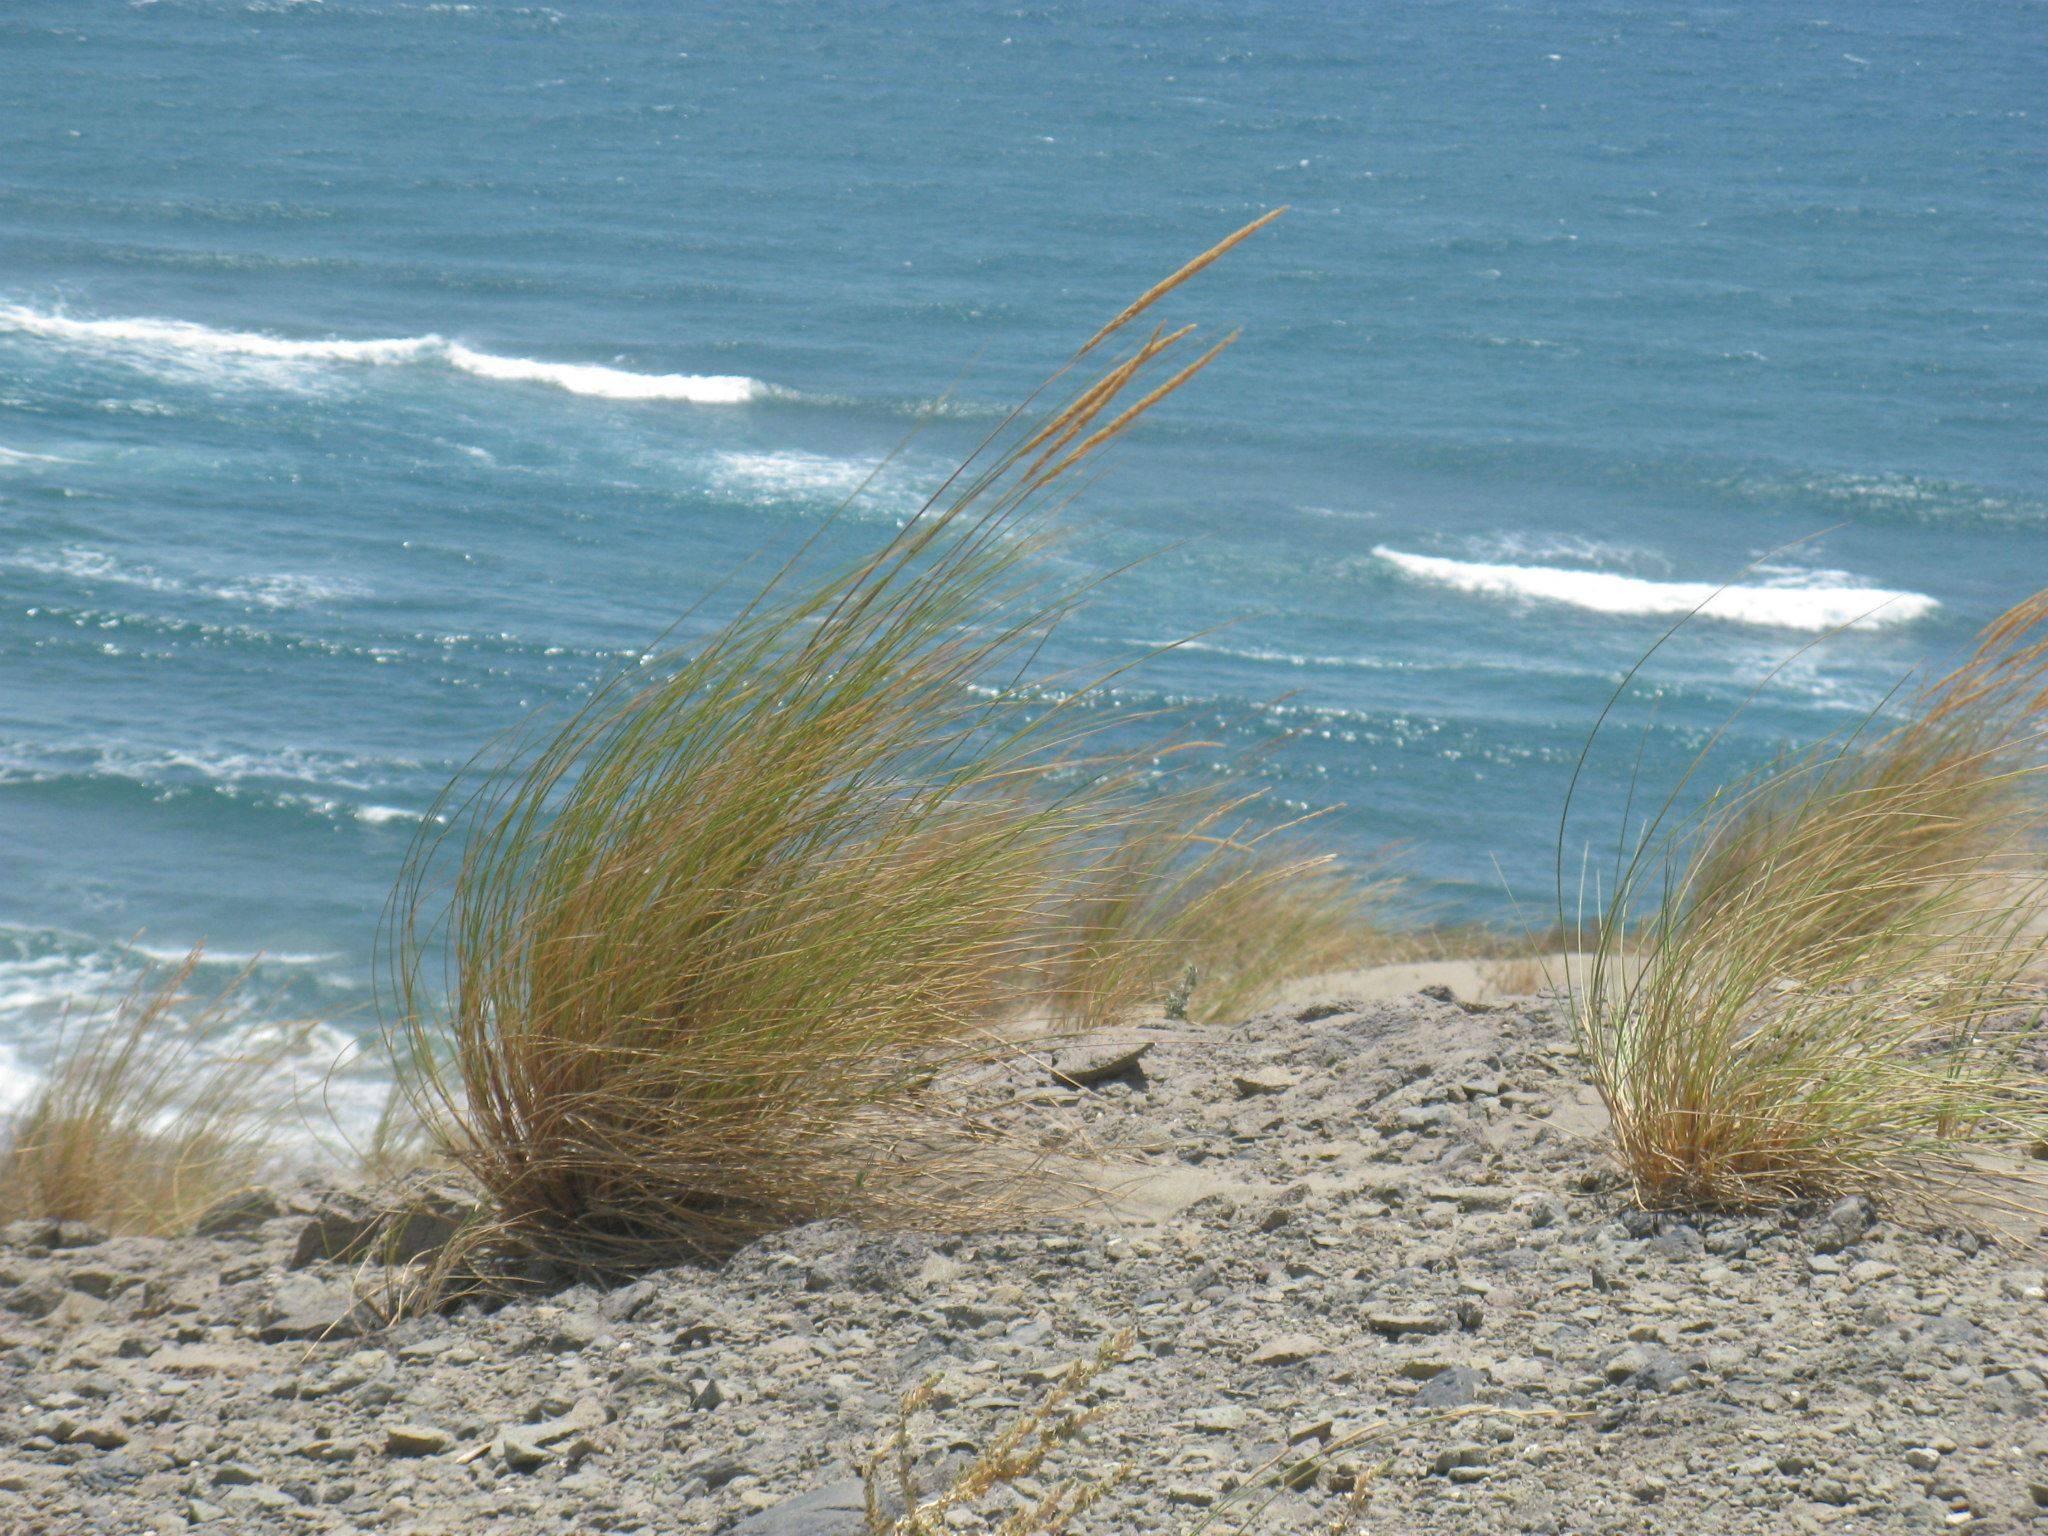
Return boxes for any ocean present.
[1,0,2042,1116]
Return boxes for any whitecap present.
[1,301,772,406]
[0,303,438,364]
[0,444,77,466]
[1373,547,1937,631]
[441,343,764,403]
[355,804,424,826]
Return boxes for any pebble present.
[1250,1332,1323,1366]
[384,1423,455,1458]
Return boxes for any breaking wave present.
[1373,547,1938,631]
[0,302,774,405]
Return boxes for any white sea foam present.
[5,545,180,595]
[125,941,342,967]
[0,930,383,1138]
[0,444,76,465]
[355,804,424,826]
[208,571,369,610]
[5,544,365,611]
[704,448,924,515]
[441,343,762,403]
[0,739,401,795]
[0,302,771,405]
[1373,547,1938,631]
[0,1049,38,1114]
[0,304,437,364]
[1131,637,1405,672]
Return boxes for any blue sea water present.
[1,0,2043,1108]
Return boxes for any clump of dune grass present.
[1569,585,2048,1217]
[388,212,1370,1272]
[0,948,293,1236]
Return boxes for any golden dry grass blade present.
[1077,207,1286,355]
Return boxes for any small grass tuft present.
[0,948,294,1236]
[1048,834,1397,1027]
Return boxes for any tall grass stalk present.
[388,212,1362,1270]
[0,949,293,1235]
[1569,586,2048,1216]
[863,1330,1534,1536]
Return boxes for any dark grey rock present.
[257,1275,365,1342]
[1416,1365,1483,1408]
[1,1218,61,1251]
[1810,1195,1877,1254]
[193,1188,285,1238]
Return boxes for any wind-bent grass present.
[388,212,1366,1272]
[1687,587,2048,961]
[1570,586,2048,1217]
[1047,832,1396,1027]
[0,949,293,1236]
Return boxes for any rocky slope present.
[3,987,2046,1535]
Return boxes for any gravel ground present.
[4,986,2046,1535]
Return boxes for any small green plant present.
[1568,584,2048,1216]
[0,948,294,1236]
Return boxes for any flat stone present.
[1368,1311,1448,1338]
[1251,1332,1323,1366]
[154,1344,265,1376]
[1233,1067,1297,1098]
[57,1418,129,1450]
[257,1275,365,1343]
[290,1177,477,1270]
[1416,1365,1483,1408]
[499,1427,553,1473]
[728,1479,868,1536]
[193,1188,285,1237]
[1,1218,60,1250]
[385,1423,455,1458]
[1050,1031,1152,1087]
[493,1394,608,1472]
[548,1312,603,1352]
